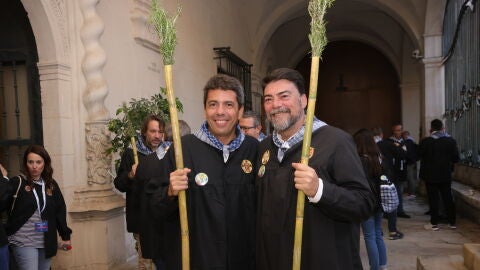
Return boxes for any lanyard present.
[32,180,46,217]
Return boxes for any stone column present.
[422,33,445,137]
[68,0,126,268]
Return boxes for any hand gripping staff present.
[292,1,334,270]
[149,2,189,270]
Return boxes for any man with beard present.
[256,68,374,270]
[114,115,168,269]
[147,74,258,270]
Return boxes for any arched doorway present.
[296,40,401,135]
[0,0,42,175]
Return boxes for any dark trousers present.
[394,181,405,214]
[425,181,456,225]
[386,209,398,233]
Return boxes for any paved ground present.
[360,195,480,270]
[119,195,480,270]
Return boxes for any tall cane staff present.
[149,2,189,270]
[292,1,334,270]
[130,136,139,165]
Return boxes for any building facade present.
[2,0,475,269]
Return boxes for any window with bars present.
[213,47,253,110]
[0,52,42,175]
[442,0,480,168]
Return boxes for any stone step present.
[417,254,467,270]
[464,244,480,270]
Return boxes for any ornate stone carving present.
[85,121,111,185]
[130,0,160,52]
[46,0,70,60]
[80,0,109,121]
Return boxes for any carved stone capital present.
[85,121,112,186]
[70,120,125,219]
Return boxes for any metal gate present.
[442,0,480,168]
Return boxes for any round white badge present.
[195,172,209,186]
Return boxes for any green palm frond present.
[308,0,335,58]
[149,0,182,65]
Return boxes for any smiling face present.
[26,152,45,180]
[263,79,307,140]
[204,89,243,144]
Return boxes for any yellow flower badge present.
[241,160,253,173]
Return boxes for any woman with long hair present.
[354,129,387,270]
[6,145,72,270]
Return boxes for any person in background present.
[354,129,388,270]
[239,110,266,141]
[164,120,191,142]
[386,124,410,218]
[418,119,459,230]
[113,115,168,270]
[6,145,72,270]
[0,164,11,270]
[402,130,418,197]
[137,119,190,269]
[372,127,404,240]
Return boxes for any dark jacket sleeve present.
[145,147,179,221]
[317,132,375,222]
[114,149,134,192]
[53,180,72,241]
[0,174,11,213]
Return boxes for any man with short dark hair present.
[256,68,374,270]
[148,74,258,270]
[418,119,459,230]
[240,110,266,141]
[113,115,168,269]
[386,124,410,218]
[372,127,404,240]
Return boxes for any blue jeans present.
[0,244,8,270]
[361,210,387,270]
[11,246,51,270]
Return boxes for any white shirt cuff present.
[307,178,323,203]
[3,176,8,180]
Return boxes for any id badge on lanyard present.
[33,181,48,232]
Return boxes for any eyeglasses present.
[240,126,256,131]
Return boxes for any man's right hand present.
[168,168,191,196]
[128,163,138,179]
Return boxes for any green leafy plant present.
[107,87,183,159]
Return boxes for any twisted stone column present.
[71,0,123,217]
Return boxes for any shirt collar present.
[194,122,245,163]
[272,117,327,162]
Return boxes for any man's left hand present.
[292,162,319,197]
